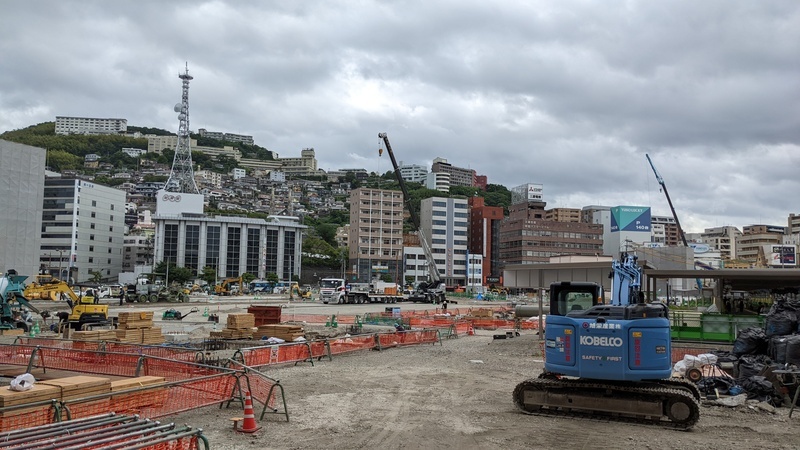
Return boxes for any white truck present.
[319,278,347,304]
[319,277,404,304]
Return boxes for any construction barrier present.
[0,344,240,432]
[15,336,201,362]
[227,360,290,422]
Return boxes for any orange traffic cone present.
[237,391,261,433]
[468,324,475,336]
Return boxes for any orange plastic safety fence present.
[244,370,280,410]
[375,329,439,348]
[139,357,224,382]
[110,374,236,419]
[0,404,53,433]
[36,347,141,376]
[328,334,376,355]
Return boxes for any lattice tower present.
[165,63,200,194]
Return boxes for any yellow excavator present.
[289,283,312,300]
[214,276,244,296]
[23,274,67,300]
[32,282,111,330]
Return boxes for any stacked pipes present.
[0,413,208,450]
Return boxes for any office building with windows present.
[40,177,126,283]
[420,196,470,288]
[152,214,305,280]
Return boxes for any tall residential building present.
[430,157,475,187]
[699,226,741,261]
[651,215,681,246]
[420,197,470,288]
[40,178,126,283]
[348,188,404,282]
[0,140,46,277]
[499,199,604,264]
[468,196,504,283]
[55,116,127,135]
[736,225,785,265]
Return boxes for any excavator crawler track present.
[513,377,700,429]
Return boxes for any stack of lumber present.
[256,324,305,341]
[39,376,111,402]
[117,311,154,329]
[110,376,168,410]
[141,327,164,345]
[470,309,494,318]
[0,329,24,336]
[72,330,118,341]
[0,383,61,408]
[210,313,256,340]
[115,311,164,345]
[227,313,255,329]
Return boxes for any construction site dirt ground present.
[170,329,799,450]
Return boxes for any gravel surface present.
[168,329,799,450]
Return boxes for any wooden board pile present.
[110,376,168,410]
[71,330,118,341]
[115,311,164,345]
[39,376,111,402]
[256,324,305,341]
[210,313,256,339]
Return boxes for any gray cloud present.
[1,0,798,232]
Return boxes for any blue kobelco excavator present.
[513,254,701,429]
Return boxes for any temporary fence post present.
[322,339,333,362]
[26,346,42,374]
[134,355,147,377]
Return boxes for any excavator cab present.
[66,285,110,330]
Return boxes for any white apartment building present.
[40,178,126,283]
[232,168,246,180]
[398,161,428,183]
[425,171,450,193]
[55,116,127,135]
[420,197,469,288]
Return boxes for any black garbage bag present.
[765,310,796,337]
[711,349,738,364]
[735,354,772,380]
[785,335,800,366]
[733,327,768,356]
[696,376,734,396]
[740,376,782,406]
[769,335,789,364]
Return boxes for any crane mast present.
[646,154,688,246]
[378,132,441,284]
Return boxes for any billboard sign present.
[689,243,710,254]
[770,245,796,266]
[511,183,543,204]
[610,206,651,233]
[155,189,204,215]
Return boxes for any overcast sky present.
[1,1,798,233]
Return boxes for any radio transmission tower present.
[164,63,199,194]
